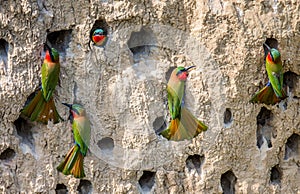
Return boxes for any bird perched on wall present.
[91,28,108,47]
[159,66,208,141]
[21,44,62,124]
[250,42,287,105]
[57,103,91,178]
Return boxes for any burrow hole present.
[224,108,233,127]
[0,38,9,74]
[256,107,275,149]
[138,171,156,193]
[263,38,278,59]
[13,117,35,152]
[0,147,16,161]
[153,116,166,134]
[90,19,109,43]
[221,170,237,194]
[47,30,72,59]
[127,27,157,57]
[97,137,114,152]
[264,38,278,50]
[284,133,300,160]
[284,71,299,98]
[270,164,282,185]
[77,180,93,194]
[55,183,68,194]
[186,154,205,174]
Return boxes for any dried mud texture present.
[0,0,300,193]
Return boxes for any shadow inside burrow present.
[186,154,205,174]
[138,171,156,193]
[270,164,282,185]
[221,170,237,194]
[256,107,275,149]
[47,30,72,61]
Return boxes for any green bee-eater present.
[57,103,91,178]
[21,45,62,124]
[159,66,208,141]
[250,43,287,105]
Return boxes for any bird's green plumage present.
[266,48,284,98]
[57,104,90,178]
[167,66,186,119]
[160,66,207,141]
[250,44,286,105]
[72,114,90,156]
[41,48,60,101]
[21,46,62,124]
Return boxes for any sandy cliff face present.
[0,0,300,193]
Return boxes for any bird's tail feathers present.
[250,83,287,105]
[160,107,207,141]
[57,145,85,178]
[21,91,62,124]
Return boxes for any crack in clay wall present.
[0,0,300,193]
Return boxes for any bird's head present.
[62,103,86,122]
[268,48,281,63]
[92,28,108,46]
[45,44,59,63]
[175,66,195,81]
[263,43,281,63]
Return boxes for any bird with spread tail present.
[91,28,108,47]
[159,66,208,141]
[21,44,62,124]
[250,43,287,105]
[57,103,91,178]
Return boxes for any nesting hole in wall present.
[13,117,35,149]
[97,137,114,151]
[270,165,282,185]
[0,147,16,161]
[284,71,299,97]
[264,38,278,49]
[284,133,300,160]
[256,107,274,149]
[138,171,156,193]
[186,154,204,174]
[55,183,68,194]
[90,20,109,42]
[153,116,167,134]
[127,27,157,56]
[221,170,237,194]
[77,180,93,194]
[224,108,233,127]
[47,30,72,58]
[0,39,9,73]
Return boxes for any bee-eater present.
[57,103,90,178]
[159,66,208,141]
[21,45,62,124]
[250,43,287,105]
[91,29,108,47]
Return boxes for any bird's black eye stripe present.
[270,52,274,61]
[49,50,55,62]
[176,70,184,75]
[74,109,80,115]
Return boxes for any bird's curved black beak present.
[62,103,72,109]
[263,43,272,51]
[263,43,274,61]
[185,65,196,71]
